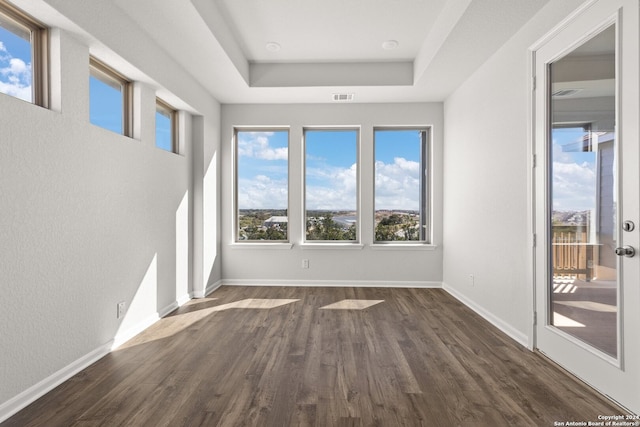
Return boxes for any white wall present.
[0,0,221,417]
[442,0,585,344]
[221,103,443,286]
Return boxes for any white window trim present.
[303,126,361,244]
[373,126,432,244]
[233,127,291,243]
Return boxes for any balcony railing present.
[552,230,594,281]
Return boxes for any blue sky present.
[236,129,423,211]
[237,131,289,210]
[89,75,123,134]
[305,130,357,211]
[375,129,421,211]
[2,22,171,145]
[551,127,597,212]
[155,109,172,151]
[0,26,32,102]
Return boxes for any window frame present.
[373,126,431,244]
[0,1,48,106]
[234,127,291,243]
[155,97,178,153]
[89,57,133,137]
[303,127,360,244]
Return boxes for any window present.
[155,98,177,153]
[89,57,132,136]
[0,2,47,105]
[235,129,289,241]
[304,128,358,241]
[374,128,429,242]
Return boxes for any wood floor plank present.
[2,287,627,427]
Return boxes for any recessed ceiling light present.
[382,40,399,50]
[265,42,281,52]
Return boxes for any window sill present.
[370,243,438,251]
[230,242,293,250]
[300,243,364,250]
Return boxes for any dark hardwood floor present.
[3,287,625,426]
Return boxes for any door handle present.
[615,246,636,258]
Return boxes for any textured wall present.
[442,0,585,342]
[0,1,220,409]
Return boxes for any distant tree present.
[238,210,287,240]
[265,225,286,240]
[375,224,396,241]
[401,221,418,240]
[380,214,403,226]
[375,214,419,241]
[307,214,354,240]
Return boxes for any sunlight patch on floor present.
[320,299,384,310]
[223,298,300,309]
[553,283,577,293]
[553,312,586,327]
[116,299,299,349]
[555,300,617,313]
[553,276,577,293]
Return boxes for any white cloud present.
[238,132,287,160]
[552,139,577,164]
[375,157,420,211]
[238,175,288,209]
[550,139,599,212]
[304,156,422,211]
[306,163,357,210]
[552,161,596,211]
[0,50,32,102]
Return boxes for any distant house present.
[263,216,288,228]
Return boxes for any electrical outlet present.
[469,274,475,287]
[302,259,309,269]
[117,301,126,319]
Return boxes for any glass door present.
[548,25,618,357]
[533,0,639,414]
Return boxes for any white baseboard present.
[205,280,223,296]
[191,280,223,298]
[222,279,443,288]
[112,300,180,350]
[442,283,529,348]
[0,341,112,423]
[0,296,193,424]
[176,293,192,307]
[111,312,160,350]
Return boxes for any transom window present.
[0,2,47,105]
[304,128,359,242]
[235,129,289,242]
[155,98,178,153]
[374,128,430,242]
[89,57,132,136]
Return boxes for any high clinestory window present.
[0,2,47,106]
[374,128,430,242]
[155,98,178,153]
[89,57,132,136]
[304,128,358,242]
[235,129,289,241]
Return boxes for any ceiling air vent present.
[552,88,582,98]
[332,93,354,102]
